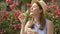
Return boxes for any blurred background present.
[0,0,60,34]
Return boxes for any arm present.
[18,14,27,34]
[25,21,38,34]
[47,20,54,34]
[20,24,25,34]
[20,20,33,34]
[25,21,33,32]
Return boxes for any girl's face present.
[30,3,42,16]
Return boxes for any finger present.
[27,31,32,34]
[18,14,24,20]
[34,32,38,34]
[18,14,22,20]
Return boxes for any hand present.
[27,30,38,34]
[27,28,38,34]
[18,13,26,25]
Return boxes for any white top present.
[32,19,48,34]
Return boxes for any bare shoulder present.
[46,20,54,34]
[47,20,53,25]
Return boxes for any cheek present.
[30,7,36,12]
[30,8,41,14]
[30,10,38,14]
[34,9,39,13]
[30,7,33,12]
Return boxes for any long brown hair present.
[29,1,46,30]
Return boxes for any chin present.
[33,14,37,16]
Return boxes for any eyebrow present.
[32,4,38,7]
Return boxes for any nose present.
[30,7,33,12]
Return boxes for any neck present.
[34,14,40,23]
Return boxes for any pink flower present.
[0,32,2,34]
[9,4,15,10]
[57,12,60,15]
[48,13,51,16]
[55,2,58,5]
[14,2,19,7]
[6,0,12,4]
[53,9,60,15]
[11,16,14,21]
[0,18,3,22]
[57,9,60,15]
[51,0,55,2]
[46,3,51,11]
[13,24,20,29]
[46,3,50,6]
[16,18,19,21]
[26,3,31,7]
[53,10,58,15]
[14,10,21,16]
[54,15,59,19]
[2,11,9,18]
[10,2,19,10]
[51,5,57,9]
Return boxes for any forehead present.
[32,3,38,7]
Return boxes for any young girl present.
[19,0,54,34]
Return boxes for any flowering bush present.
[0,11,21,34]
[0,0,60,34]
[45,0,60,34]
[0,0,32,34]
[6,0,12,4]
